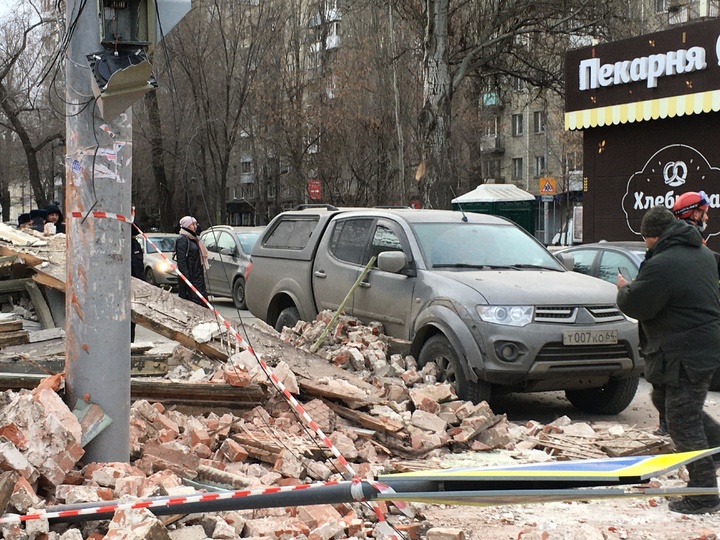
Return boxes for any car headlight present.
[156,260,173,273]
[476,305,533,327]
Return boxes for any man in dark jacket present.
[44,203,65,234]
[176,216,208,307]
[130,224,146,342]
[617,205,720,515]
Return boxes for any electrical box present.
[99,0,151,46]
[98,0,193,47]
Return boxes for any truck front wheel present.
[565,376,639,415]
[275,306,301,332]
[418,334,491,404]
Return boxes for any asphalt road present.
[135,293,720,429]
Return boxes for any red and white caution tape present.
[68,211,134,223]
[0,479,359,524]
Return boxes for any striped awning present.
[565,88,720,130]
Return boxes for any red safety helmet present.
[672,191,710,219]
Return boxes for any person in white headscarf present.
[175,216,209,307]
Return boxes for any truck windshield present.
[413,222,563,271]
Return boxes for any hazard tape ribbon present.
[0,479,357,524]
[63,211,407,533]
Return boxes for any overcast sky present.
[0,0,21,21]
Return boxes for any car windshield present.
[146,237,177,254]
[235,232,261,254]
[413,222,563,270]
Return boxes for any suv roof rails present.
[292,204,339,211]
[373,205,413,209]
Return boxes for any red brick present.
[188,426,211,448]
[426,528,467,540]
[0,424,27,449]
[219,439,248,462]
[223,368,252,387]
[297,504,343,529]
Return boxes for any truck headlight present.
[476,306,533,327]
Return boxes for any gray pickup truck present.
[246,206,643,414]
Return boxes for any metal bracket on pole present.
[310,256,377,353]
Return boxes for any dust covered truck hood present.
[436,269,618,305]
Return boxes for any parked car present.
[141,233,178,288]
[200,225,265,309]
[247,207,643,414]
[555,241,647,284]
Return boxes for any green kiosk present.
[451,184,536,235]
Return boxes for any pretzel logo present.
[663,161,687,187]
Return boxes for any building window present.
[240,160,253,174]
[267,182,276,199]
[533,111,545,133]
[512,158,523,180]
[566,150,581,171]
[483,159,501,179]
[535,156,546,177]
[655,0,667,13]
[512,77,525,91]
[483,117,499,136]
[512,113,523,137]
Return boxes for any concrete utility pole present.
[65,0,133,463]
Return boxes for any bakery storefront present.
[565,18,720,251]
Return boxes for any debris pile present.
[0,300,677,540]
[0,381,677,539]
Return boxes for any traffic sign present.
[539,177,556,194]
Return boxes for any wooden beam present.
[0,279,31,294]
[0,373,266,408]
[25,281,55,329]
[0,331,29,348]
[0,321,23,333]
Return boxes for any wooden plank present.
[0,321,23,333]
[325,401,405,434]
[24,281,55,329]
[0,373,266,407]
[232,429,324,461]
[0,331,29,348]
[0,356,64,374]
[28,328,65,343]
[0,279,31,294]
[0,354,166,376]
[130,354,168,376]
[0,247,43,267]
[31,271,66,292]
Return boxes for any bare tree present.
[395,0,622,208]
[0,3,63,211]
[157,0,281,226]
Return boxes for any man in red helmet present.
[672,191,710,234]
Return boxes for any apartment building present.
[479,0,719,242]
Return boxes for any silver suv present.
[246,208,642,414]
[199,225,265,309]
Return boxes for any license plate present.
[563,329,618,345]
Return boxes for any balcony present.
[480,134,505,154]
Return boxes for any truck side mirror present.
[377,251,407,273]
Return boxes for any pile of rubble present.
[0,310,678,539]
